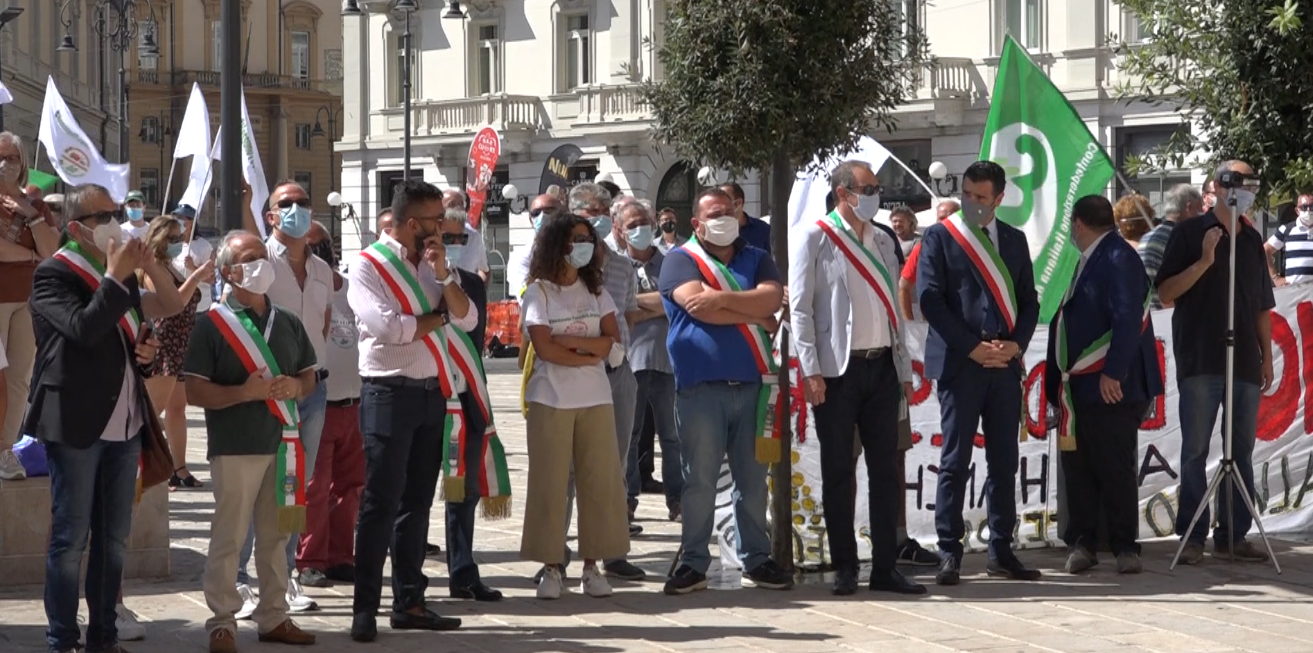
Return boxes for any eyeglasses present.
[570,233,596,244]
[845,184,880,197]
[166,235,183,245]
[530,207,561,218]
[79,209,121,225]
[441,232,469,246]
[0,155,20,166]
[276,198,312,209]
[1299,204,1313,211]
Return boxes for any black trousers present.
[353,381,447,615]
[446,387,486,587]
[1061,400,1148,555]
[639,405,656,480]
[813,351,901,572]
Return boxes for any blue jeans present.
[45,436,142,653]
[627,370,683,508]
[675,382,771,574]
[1176,375,1261,546]
[238,380,327,584]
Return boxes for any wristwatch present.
[437,271,456,286]
[25,216,44,228]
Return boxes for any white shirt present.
[124,222,149,241]
[456,224,490,275]
[1075,231,1111,285]
[347,232,478,380]
[265,235,334,366]
[325,276,363,401]
[521,279,617,409]
[839,220,892,350]
[99,278,143,442]
[507,244,533,299]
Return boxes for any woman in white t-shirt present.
[520,214,630,600]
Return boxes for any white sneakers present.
[115,603,146,641]
[0,449,26,481]
[536,565,563,600]
[235,584,258,620]
[286,577,318,612]
[580,566,613,598]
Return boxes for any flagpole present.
[160,157,178,214]
[191,163,215,242]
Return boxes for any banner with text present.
[715,283,1313,569]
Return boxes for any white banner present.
[37,76,129,202]
[716,283,1313,569]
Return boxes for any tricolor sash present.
[53,241,143,343]
[1054,286,1152,452]
[444,325,513,519]
[683,236,781,463]
[209,303,307,533]
[816,210,900,332]
[359,241,456,397]
[942,214,1019,333]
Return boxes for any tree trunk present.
[768,147,795,571]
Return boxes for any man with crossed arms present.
[790,160,924,596]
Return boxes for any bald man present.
[898,200,960,320]
[506,194,565,300]
[443,190,490,282]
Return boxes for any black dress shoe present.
[325,564,356,583]
[936,557,961,586]
[832,567,858,596]
[351,613,378,643]
[869,569,927,595]
[390,608,462,631]
[449,581,504,602]
[641,478,664,494]
[986,557,1042,581]
[425,543,442,557]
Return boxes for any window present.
[1115,125,1191,205]
[137,21,158,71]
[389,32,417,107]
[294,124,312,150]
[1123,9,1146,43]
[1004,0,1041,49]
[140,116,165,144]
[473,24,501,95]
[562,14,591,90]
[291,31,310,79]
[325,49,343,81]
[140,168,160,209]
[875,140,933,209]
[891,0,921,58]
[294,172,313,208]
[211,21,223,71]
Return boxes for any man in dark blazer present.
[29,183,183,653]
[916,161,1041,585]
[1045,195,1163,576]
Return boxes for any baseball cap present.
[125,190,145,203]
[171,204,197,220]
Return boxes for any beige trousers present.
[0,302,35,448]
[521,402,630,564]
[203,454,291,634]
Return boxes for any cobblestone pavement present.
[4,360,1313,652]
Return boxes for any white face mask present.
[233,259,275,295]
[701,216,739,246]
[1228,188,1256,217]
[91,221,125,254]
[0,160,22,185]
[1299,210,1313,228]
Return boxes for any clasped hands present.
[243,366,301,403]
[969,340,1020,368]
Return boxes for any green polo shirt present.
[184,303,317,458]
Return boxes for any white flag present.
[175,83,213,213]
[786,136,893,233]
[211,89,270,238]
[37,76,129,202]
[0,80,13,106]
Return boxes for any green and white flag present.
[210,88,270,239]
[980,35,1115,322]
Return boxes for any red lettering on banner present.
[1258,311,1299,442]
[1300,302,1313,434]
[1140,339,1168,430]
[1022,362,1048,439]
[911,360,932,405]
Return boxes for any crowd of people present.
[0,117,1282,652]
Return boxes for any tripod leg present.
[1223,469,1234,563]
[1170,463,1227,570]
[1228,471,1282,574]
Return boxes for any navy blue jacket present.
[1044,234,1164,407]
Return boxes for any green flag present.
[980,35,1115,323]
[29,169,59,193]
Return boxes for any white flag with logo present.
[211,88,270,238]
[175,83,213,213]
[0,79,13,105]
[37,76,129,202]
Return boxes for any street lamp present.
[0,6,23,132]
[928,160,959,196]
[396,0,465,179]
[312,105,344,242]
[500,183,529,214]
[137,112,170,207]
[59,0,159,164]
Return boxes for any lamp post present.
[499,183,529,214]
[59,1,160,165]
[928,160,959,197]
[0,7,24,133]
[137,111,169,207]
[311,105,344,242]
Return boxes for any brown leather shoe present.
[209,628,238,653]
[257,619,316,645]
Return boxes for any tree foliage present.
[1116,0,1313,197]
[638,0,928,172]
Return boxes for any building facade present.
[337,0,1191,299]
[123,0,344,234]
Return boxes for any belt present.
[850,347,890,360]
[328,397,360,408]
[362,376,444,391]
[315,369,330,383]
[605,357,629,374]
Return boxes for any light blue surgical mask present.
[589,216,613,236]
[278,204,311,238]
[627,225,655,250]
[567,242,595,269]
[126,207,144,222]
[166,242,184,259]
[445,243,466,267]
[532,215,545,232]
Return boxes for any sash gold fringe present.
[443,476,466,504]
[277,506,306,535]
[481,495,512,521]
[755,437,781,464]
[134,478,143,505]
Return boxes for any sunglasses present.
[276,198,312,209]
[166,235,183,245]
[845,184,880,197]
[530,207,561,218]
[441,232,469,246]
[1299,204,1313,211]
[79,209,121,225]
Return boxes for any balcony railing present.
[136,70,161,85]
[574,84,649,125]
[931,57,975,99]
[408,94,544,137]
[171,70,331,93]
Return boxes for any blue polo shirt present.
[659,240,781,390]
[741,215,772,253]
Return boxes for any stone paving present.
[5,359,1313,652]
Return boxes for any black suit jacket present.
[24,257,156,449]
[439,268,488,355]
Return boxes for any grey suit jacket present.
[789,215,912,383]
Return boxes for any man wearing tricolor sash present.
[185,231,318,652]
[346,180,473,641]
[916,161,1041,585]
[1043,195,1162,576]
[790,161,924,597]
[29,183,183,653]
[658,187,794,595]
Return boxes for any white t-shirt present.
[124,222,149,241]
[521,279,616,410]
[456,224,490,275]
[326,277,363,401]
[507,244,533,300]
[265,236,334,366]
